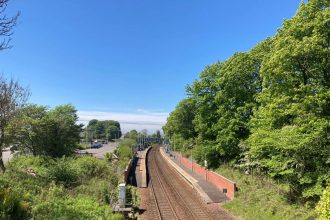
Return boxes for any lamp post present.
[204,158,208,182]
[189,143,194,172]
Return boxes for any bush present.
[216,165,315,220]
[32,184,121,220]
[316,185,330,220]
[118,145,132,159]
[2,155,124,219]
[75,156,111,178]
[105,152,113,162]
[48,157,79,187]
[115,138,136,169]
[0,187,30,220]
[72,178,118,205]
[7,155,49,177]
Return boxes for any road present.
[77,141,120,159]
[2,141,119,164]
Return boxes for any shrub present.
[0,187,30,220]
[216,165,315,219]
[7,155,49,177]
[105,152,113,162]
[118,145,132,159]
[316,185,330,220]
[48,157,79,187]
[75,156,111,178]
[32,184,121,220]
[72,178,118,205]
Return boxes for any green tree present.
[247,0,330,200]
[125,130,138,140]
[0,0,23,172]
[164,0,329,204]
[43,104,82,157]
[86,120,121,141]
[187,62,222,143]
[6,105,48,156]
[95,122,105,139]
[163,98,196,140]
[211,44,269,164]
[107,125,120,140]
[87,119,98,127]
[0,76,29,172]
[316,185,330,220]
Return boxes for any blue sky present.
[0,0,302,132]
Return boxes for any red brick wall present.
[206,171,236,199]
[176,153,236,199]
[193,162,207,177]
[179,155,193,170]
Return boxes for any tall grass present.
[216,165,316,220]
[0,155,123,219]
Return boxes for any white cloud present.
[77,110,169,134]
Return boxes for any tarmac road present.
[77,141,120,159]
[1,141,120,164]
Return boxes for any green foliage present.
[247,0,330,200]
[117,146,132,169]
[124,130,138,139]
[72,178,117,205]
[85,119,122,141]
[75,156,114,179]
[44,104,82,157]
[48,157,79,187]
[217,165,315,220]
[1,155,123,219]
[118,145,132,159]
[187,62,222,143]
[163,0,330,205]
[6,105,48,156]
[8,155,49,177]
[107,125,121,140]
[316,185,330,220]
[163,98,197,140]
[7,104,82,158]
[0,187,30,220]
[7,155,119,188]
[32,183,119,220]
[114,138,136,169]
[105,152,113,162]
[125,185,140,208]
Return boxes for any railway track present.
[148,146,214,220]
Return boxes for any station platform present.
[160,147,228,204]
[129,147,150,188]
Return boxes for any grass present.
[216,165,316,220]
[0,155,124,220]
[114,138,136,169]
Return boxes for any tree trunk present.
[0,151,5,172]
[0,127,6,172]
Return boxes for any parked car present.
[91,143,103,149]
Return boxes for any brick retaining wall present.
[176,152,236,199]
